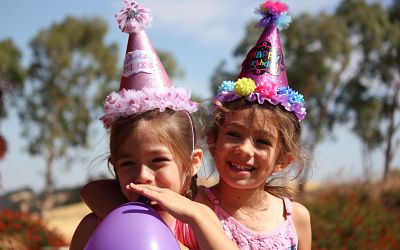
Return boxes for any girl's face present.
[214,111,282,190]
[112,122,186,202]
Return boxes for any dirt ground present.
[46,202,91,244]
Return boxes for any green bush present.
[0,209,67,249]
[381,188,400,210]
[307,187,400,249]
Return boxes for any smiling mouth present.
[229,162,256,172]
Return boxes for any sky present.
[0,0,397,193]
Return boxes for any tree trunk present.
[298,69,345,193]
[361,143,372,182]
[383,82,400,182]
[39,150,55,219]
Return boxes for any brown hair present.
[206,98,309,199]
[109,109,198,199]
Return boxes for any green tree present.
[285,12,351,152]
[0,39,25,161]
[336,0,400,182]
[0,39,25,117]
[19,17,119,217]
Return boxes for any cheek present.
[214,142,230,162]
[115,168,136,186]
[154,167,184,193]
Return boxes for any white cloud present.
[147,0,341,44]
[109,0,342,45]
[143,0,255,44]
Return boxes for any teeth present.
[230,162,254,171]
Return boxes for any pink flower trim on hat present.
[115,0,153,33]
[215,78,306,121]
[100,86,198,128]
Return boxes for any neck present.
[213,181,269,212]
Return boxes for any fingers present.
[127,183,165,202]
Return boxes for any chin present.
[224,179,261,190]
[122,192,139,202]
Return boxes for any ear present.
[191,149,203,176]
[273,153,294,173]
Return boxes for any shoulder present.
[194,185,214,209]
[291,202,310,225]
[193,187,221,226]
[70,213,99,250]
[196,200,220,224]
[291,202,312,250]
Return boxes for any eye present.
[255,138,272,146]
[152,157,170,163]
[226,131,240,138]
[119,161,135,169]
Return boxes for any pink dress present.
[204,188,298,250]
[170,218,200,250]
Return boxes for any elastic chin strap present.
[184,111,195,153]
[182,111,194,189]
[181,172,188,186]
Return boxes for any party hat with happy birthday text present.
[215,0,306,120]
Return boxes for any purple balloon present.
[85,202,180,250]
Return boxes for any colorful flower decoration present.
[215,78,306,121]
[218,81,235,93]
[115,0,153,33]
[255,0,292,30]
[234,78,256,96]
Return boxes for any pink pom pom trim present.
[100,86,198,128]
[260,1,288,14]
[115,0,153,33]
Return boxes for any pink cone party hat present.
[117,1,171,91]
[215,0,306,120]
[100,0,197,128]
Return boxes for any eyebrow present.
[117,147,172,158]
[227,122,277,140]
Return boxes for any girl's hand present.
[126,183,240,250]
[126,183,203,224]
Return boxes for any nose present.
[234,138,254,158]
[134,165,153,185]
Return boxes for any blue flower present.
[217,81,235,93]
[276,13,292,31]
[277,86,305,105]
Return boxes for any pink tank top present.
[170,219,199,250]
[204,188,298,250]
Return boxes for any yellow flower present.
[234,78,256,96]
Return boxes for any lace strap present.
[203,187,221,206]
[282,197,293,217]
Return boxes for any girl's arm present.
[127,183,239,250]
[70,213,99,250]
[80,179,130,219]
[292,202,312,250]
